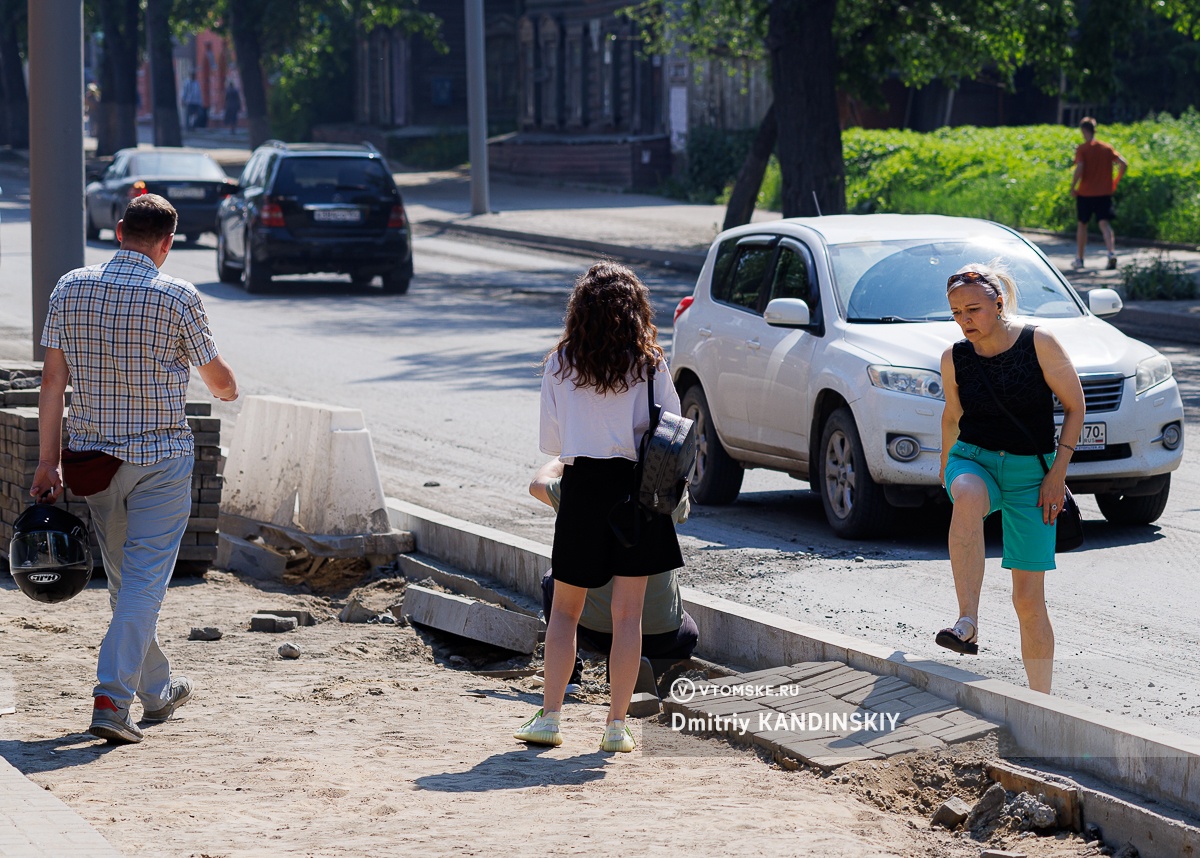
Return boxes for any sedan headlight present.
[867,365,945,400]
[1135,354,1173,395]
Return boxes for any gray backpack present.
[637,363,697,516]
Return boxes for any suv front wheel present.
[681,384,743,504]
[1096,476,1171,525]
[818,407,889,539]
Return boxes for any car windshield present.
[130,153,226,180]
[828,237,1084,322]
[272,157,393,196]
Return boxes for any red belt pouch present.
[60,448,123,496]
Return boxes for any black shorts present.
[1076,195,1115,224]
[551,457,684,589]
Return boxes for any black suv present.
[216,141,413,294]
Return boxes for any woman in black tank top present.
[935,262,1085,695]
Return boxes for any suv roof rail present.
[261,139,289,151]
[360,140,381,156]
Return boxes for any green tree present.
[146,0,183,147]
[627,0,1074,219]
[175,0,441,147]
[91,0,141,156]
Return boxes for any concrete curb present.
[384,495,1200,819]
[415,218,708,273]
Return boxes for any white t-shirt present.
[540,351,682,464]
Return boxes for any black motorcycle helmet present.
[8,504,93,603]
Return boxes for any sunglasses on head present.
[947,270,989,289]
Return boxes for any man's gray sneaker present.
[88,695,144,744]
[142,676,194,722]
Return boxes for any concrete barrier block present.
[216,533,288,582]
[400,584,541,653]
[223,396,389,536]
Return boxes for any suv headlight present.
[867,365,945,400]
[1135,354,1172,395]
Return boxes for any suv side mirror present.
[764,298,811,328]
[1088,288,1123,317]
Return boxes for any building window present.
[565,25,585,127]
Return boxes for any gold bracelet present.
[1058,442,1076,451]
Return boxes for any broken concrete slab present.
[188,627,223,641]
[395,553,540,616]
[339,597,380,624]
[250,614,298,633]
[400,584,543,653]
[216,533,288,582]
[930,796,972,829]
[255,609,314,627]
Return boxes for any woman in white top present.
[515,262,684,753]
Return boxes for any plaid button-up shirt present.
[41,250,221,465]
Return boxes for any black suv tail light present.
[387,205,407,229]
[259,198,285,228]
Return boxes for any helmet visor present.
[10,530,89,569]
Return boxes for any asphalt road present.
[2,180,1198,742]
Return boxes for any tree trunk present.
[767,0,845,217]
[146,0,182,147]
[723,103,777,230]
[0,14,28,149]
[228,0,271,147]
[96,0,140,156]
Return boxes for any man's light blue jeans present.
[85,455,193,712]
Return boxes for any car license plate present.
[1057,422,1106,451]
[168,186,205,199]
[313,209,361,223]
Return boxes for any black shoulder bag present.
[608,361,697,548]
[967,348,1084,552]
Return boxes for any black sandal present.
[935,616,979,655]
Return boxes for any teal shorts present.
[943,440,1056,571]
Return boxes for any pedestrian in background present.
[1070,117,1127,270]
[181,73,204,130]
[31,194,239,744]
[935,261,1084,694]
[223,81,241,134]
[515,262,684,753]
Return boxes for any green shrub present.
[671,126,756,203]
[1119,253,1199,300]
[750,111,1200,244]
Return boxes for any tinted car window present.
[130,153,226,180]
[717,245,774,312]
[708,237,740,302]
[239,153,264,188]
[273,158,393,196]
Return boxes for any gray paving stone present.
[935,720,1002,744]
[0,756,122,857]
[856,684,921,710]
[841,677,913,706]
[805,666,860,691]
[824,671,887,699]
[786,661,846,682]
[904,734,949,750]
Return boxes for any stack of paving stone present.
[0,360,222,574]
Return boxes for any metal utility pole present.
[28,0,85,360]
[464,0,490,215]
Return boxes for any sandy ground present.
[0,568,1102,858]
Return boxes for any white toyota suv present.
[670,214,1184,538]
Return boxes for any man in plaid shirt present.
[31,194,239,744]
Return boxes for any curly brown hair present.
[545,261,663,395]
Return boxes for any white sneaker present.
[1071,257,1085,269]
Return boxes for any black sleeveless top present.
[952,326,1056,455]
